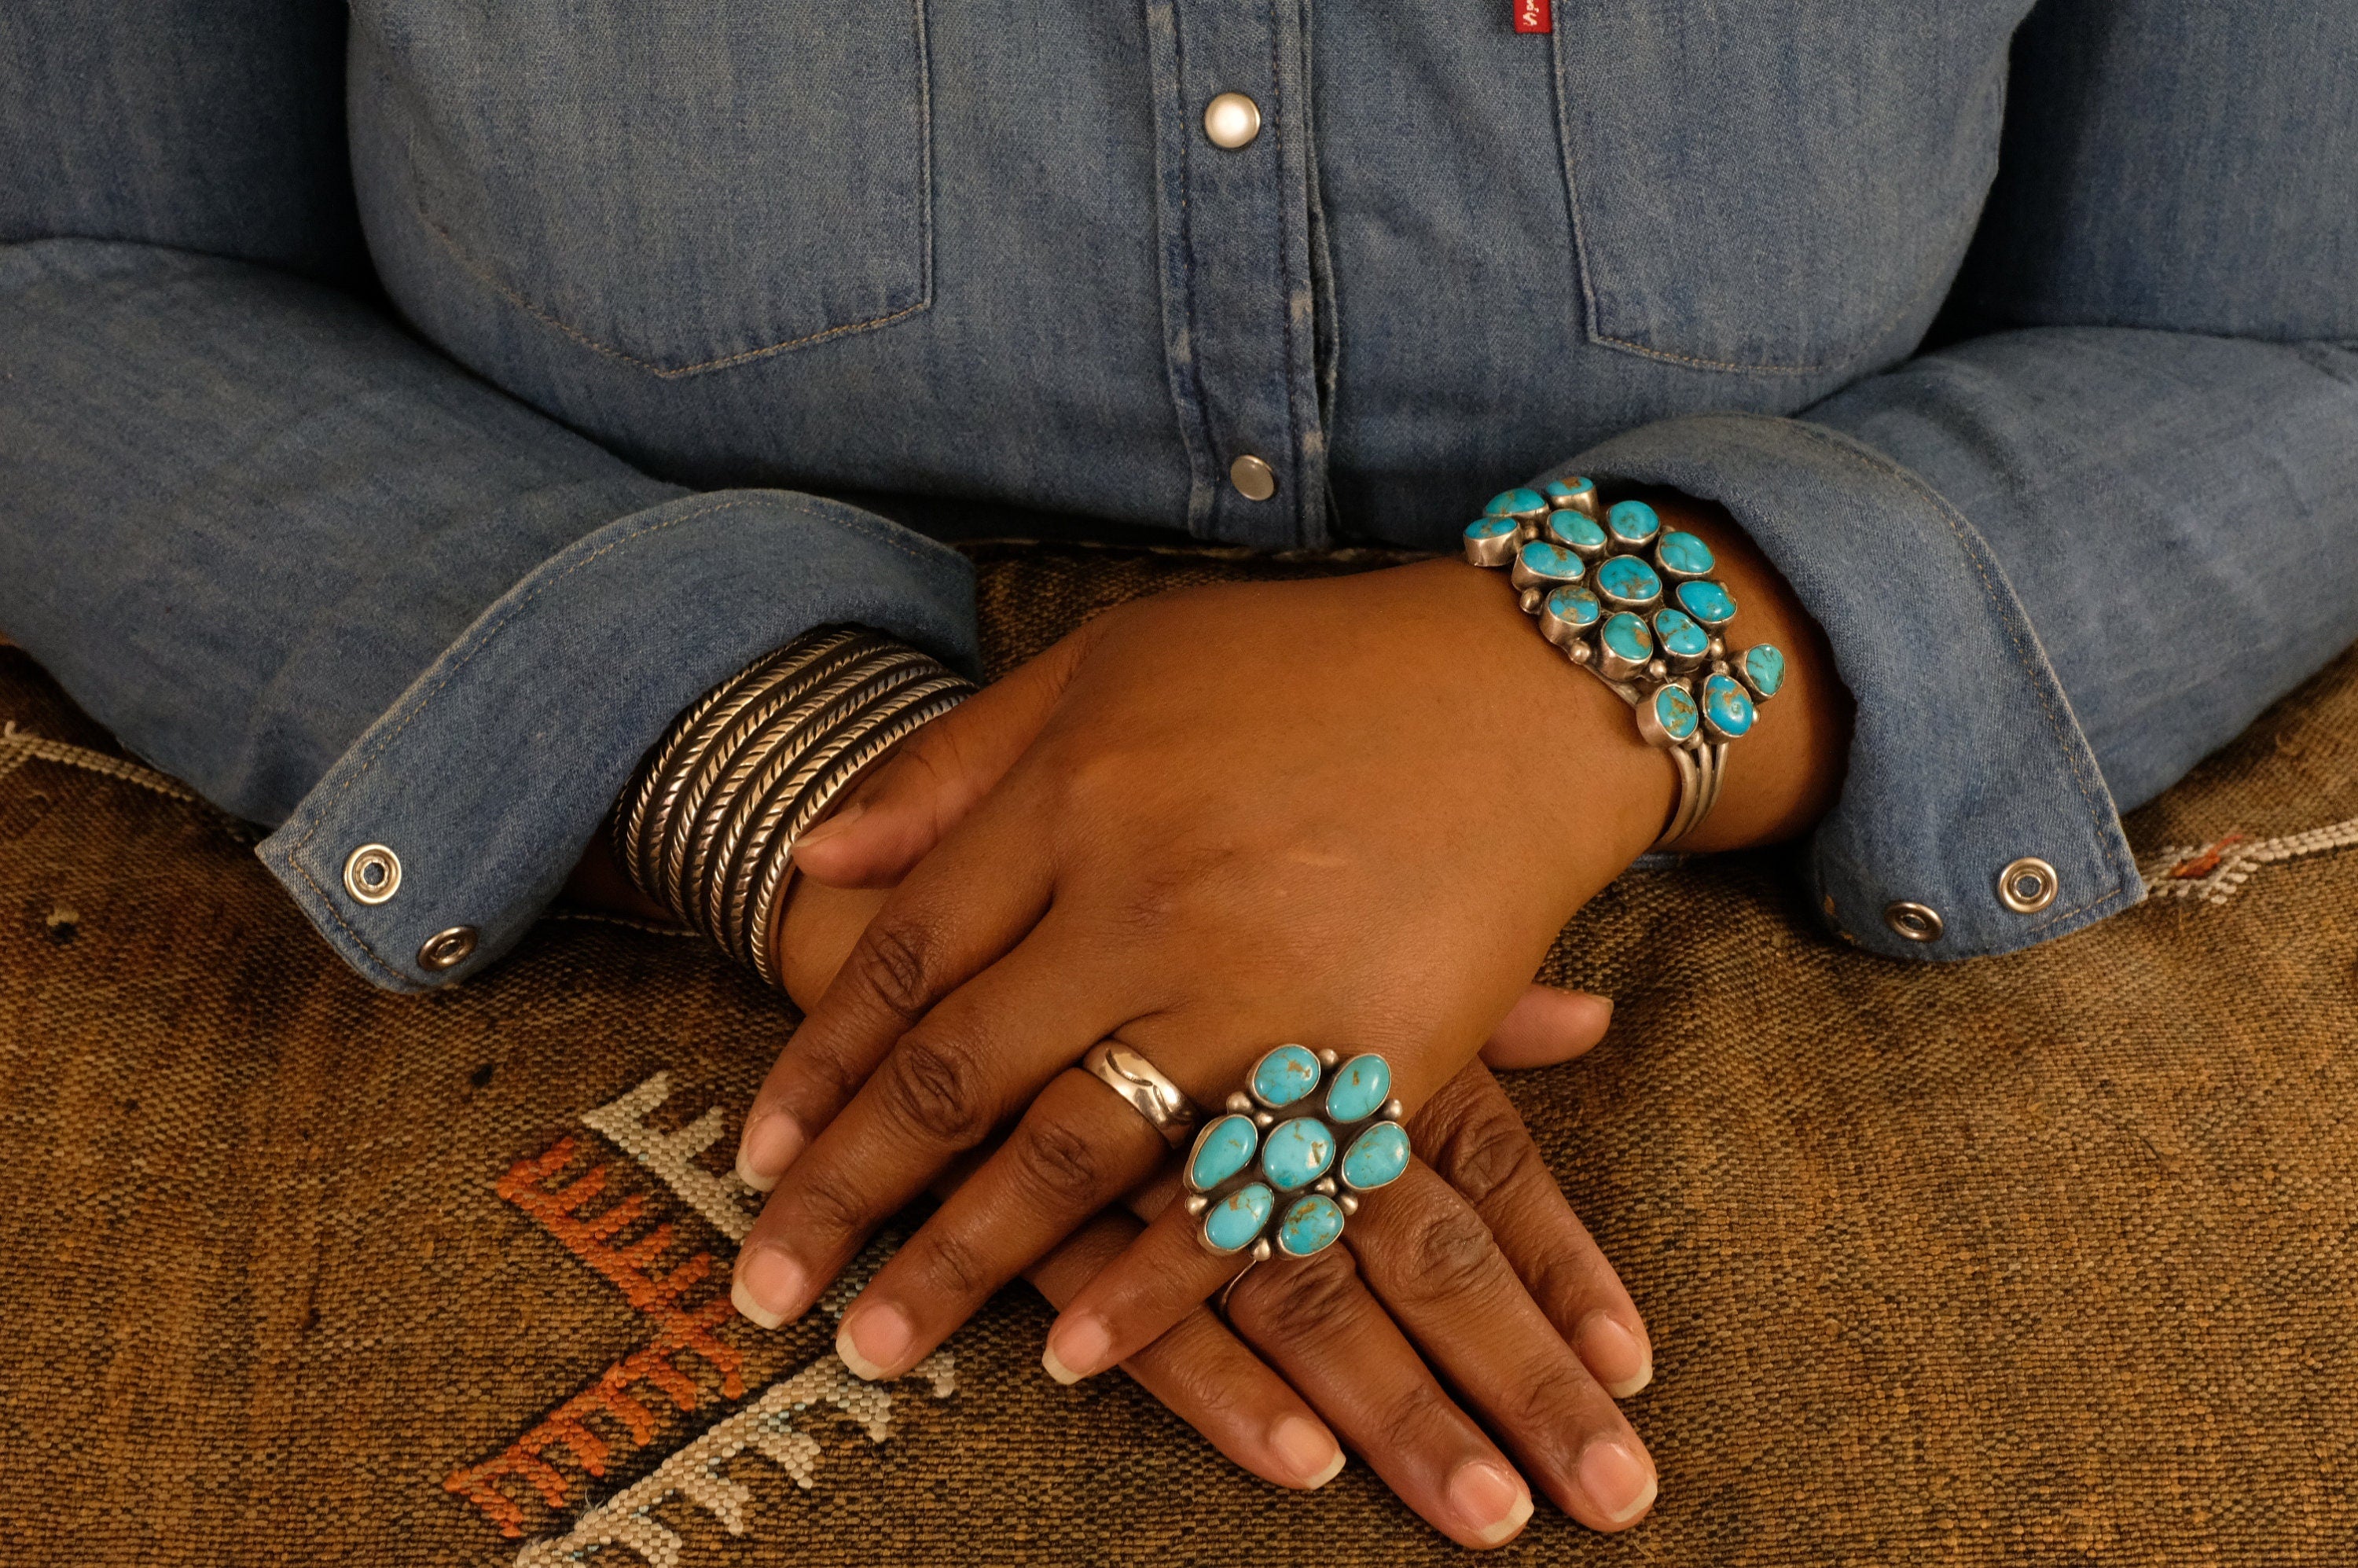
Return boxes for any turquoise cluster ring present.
[1184,1046,1410,1262]
[1464,479,1785,850]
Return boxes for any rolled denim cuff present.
[1559,411,2144,960]
[256,490,979,992]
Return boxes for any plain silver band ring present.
[1081,1042,1200,1148]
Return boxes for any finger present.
[733,787,1057,1193]
[790,624,1097,888]
[1348,1160,1659,1532]
[1040,1190,1261,1385]
[1415,1063,1654,1398]
[832,1067,1170,1380]
[733,925,1139,1329]
[1479,985,1614,1070]
[1221,1246,1537,1549]
[1021,1207,1346,1491]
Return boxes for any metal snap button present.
[1229,454,1277,501]
[417,925,478,971]
[1883,901,1943,942]
[343,843,402,905]
[1203,92,1262,149]
[1997,856,2059,914]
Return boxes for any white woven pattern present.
[511,1349,956,1568]
[0,721,197,800]
[583,1072,760,1243]
[2138,816,2358,905]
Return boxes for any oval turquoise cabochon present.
[1342,1122,1411,1191]
[1251,1045,1322,1107]
[1204,1183,1275,1252]
[1188,1114,1259,1191]
[1324,1054,1390,1122]
[1277,1194,1346,1257]
[1260,1117,1336,1191]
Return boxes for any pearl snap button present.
[1997,856,2059,914]
[343,843,402,905]
[418,925,478,971]
[1203,92,1262,149]
[1884,901,1943,942]
[1229,454,1277,501]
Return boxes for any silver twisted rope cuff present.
[613,626,973,987]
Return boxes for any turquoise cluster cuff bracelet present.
[1183,1047,1409,1262]
[1464,478,1785,850]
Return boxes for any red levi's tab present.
[1513,0,1552,33]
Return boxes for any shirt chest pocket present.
[1552,6,2015,377]
[373,0,932,377]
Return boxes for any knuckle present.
[854,916,940,1020]
[794,1166,874,1239]
[913,1224,993,1302]
[879,1033,990,1146]
[1374,1376,1456,1446]
[1395,1203,1504,1305]
[1504,1357,1593,1435]
[1236,1251,1363,1343]
[1010,1111,1106,1203]
[1427,1103,1542,1210]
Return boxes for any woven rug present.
[2,541,2352,1565]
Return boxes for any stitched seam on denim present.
[415,207,933,378]
[1166,6,1221,523]
[1548,41,1968,380]
[1267,0,1303,527]
[1711,413,2136,898]
[285,494,938,972]
[406,1,935,384]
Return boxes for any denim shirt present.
[3,1,2356,990]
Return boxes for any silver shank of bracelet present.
[612,626,975,986]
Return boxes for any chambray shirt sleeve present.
[0,5,975,992]
[1563,0,2358,961]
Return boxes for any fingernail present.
[731,1247,808,1331]
[836,1302,913,1381]
[1576,1311,1653,1397]
[735,1114,804,1193]
[1447,1460,1533,1547]
[1041,1314,1112,1385]
[1271,1416,1345,1489]
[1578,1438,1658,1527]
[793,799,867,854]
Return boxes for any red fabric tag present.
[1513,0,1552,33]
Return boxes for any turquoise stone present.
[1341,1122,1410,1191]
[1675,578,1737,626]
[1276,1194,1346,1258]
[1651,608,1710,659]
[1656,530,1714,576]
[1545,586,1601,627]
[1653,683,1700,741]
[1743,643,1787,697]
[1595,555,1662,604]
[1260,1116,1336,1191]
[1607,499,1661,545]
[1544,476,1595,505]
[1324,1055,1390,1122]
[1703,673,1756,736]
[1516,540,1584,581]
[1545,512,1607,553]
[1189,1114,1259,1191]
[1203,1183,1275,1253]
[1251,1045,1322,1107]
[1483,487,1546,519]
[1464,515,1518,542]
[1601,611,1652,662]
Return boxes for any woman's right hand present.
[779,878,1660,1545]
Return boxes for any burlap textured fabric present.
[2,541,2353,1565]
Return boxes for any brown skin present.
[568,492,1850,1544]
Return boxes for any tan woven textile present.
[2,542,2353,1565]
